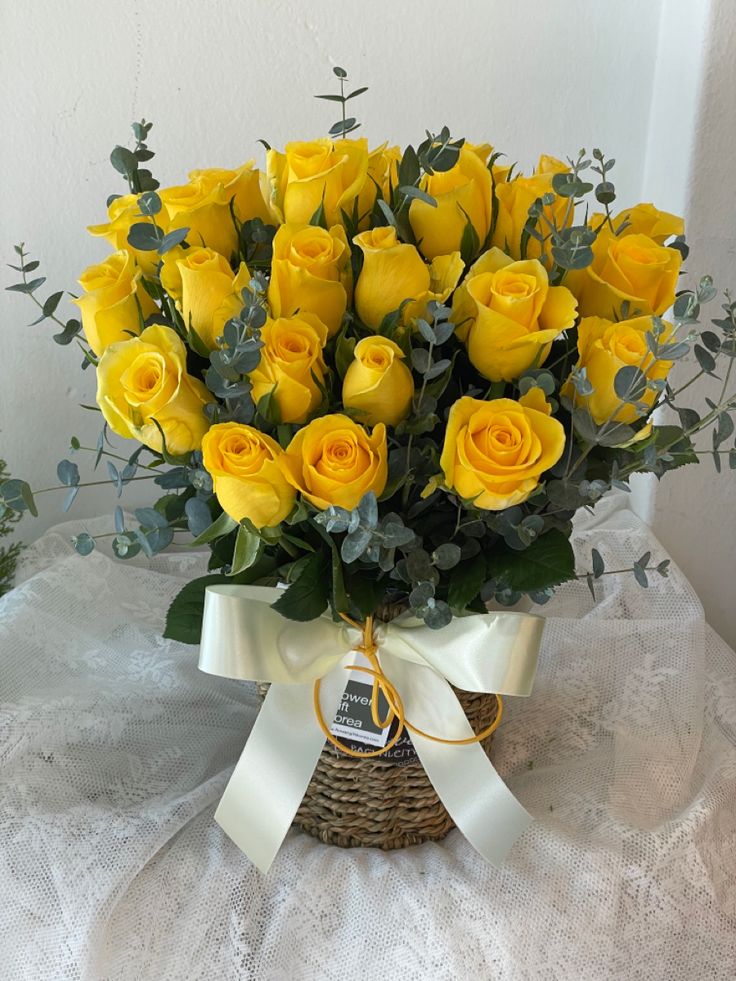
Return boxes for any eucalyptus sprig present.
[316,66,368,138]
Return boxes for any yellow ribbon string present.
[312,614,504,758]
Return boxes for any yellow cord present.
[311,614,504,757]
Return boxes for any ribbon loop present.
[199,585,544,873]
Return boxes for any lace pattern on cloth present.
[1,503,735,980]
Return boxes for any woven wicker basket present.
[257,682,499,850]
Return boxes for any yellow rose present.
[606,202,684,243]
[268,223,351,336]
[342,336,414,427]
[565,229,682,319]
[266,138,370,227]
[201,422,295,528]
[188,161,272,224]
[561,315,674,424]
[74,250,158,356]
[353,226,463,330]
[279,413,388,510]
[176,248,250,350]
[96,324,212,455]
[492,155,570,260]
[158,245,189,304]
[87,193,169,277]
[409,143,493,260]
[439,396,565,510]
[249,313,328,424]
[159,177,237,259]
[355,143,402,224]
[452,247,577,381]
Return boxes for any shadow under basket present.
[257,683,500,850]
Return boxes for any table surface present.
[1,501,735,981]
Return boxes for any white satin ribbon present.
[198,584,544,873]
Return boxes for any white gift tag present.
[329,651,391,749]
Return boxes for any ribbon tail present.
[387,655,533,865]
[215,665,347,873]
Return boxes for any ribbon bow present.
[199,584,544,873]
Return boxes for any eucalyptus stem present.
[73,445,162,472]
[576,564,657,580]
[33,475,156,496]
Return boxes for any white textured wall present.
[645,0,736,647]
[10,0,733,643]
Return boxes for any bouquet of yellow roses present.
[4,70,735,868]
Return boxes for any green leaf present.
[398,185,437,207]
[591,548,605,579]
[230,523,264,576]
[41,290,64,318]
[459,212,480,265]
[376,198,398,229]
[256,387,281,426]
[127,222,163,251]
[0,478,38,516]
[138,191,162,216]
[486,529,576,593]
[614,365,647,402]
[110,145,137,177]
[164,556,279,644]
[163,573,237,644]
[432,543,461,570]
[53,318,81,345]
[191,510,237,545]
[271,548,330,622]
[72,533,95,556]
[158,227,189,253]
[345,572,386,619]
[6,277,46,294]
[335,328,356,379]
[309,197,328,230]
[632,562,649,588]
[447,553,486,612]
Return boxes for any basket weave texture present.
[257,683,499,850]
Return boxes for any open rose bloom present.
[6,98,734,637]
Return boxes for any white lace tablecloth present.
[1,501,735,980]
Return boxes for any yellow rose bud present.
[268,223,351,336]
[439,396,565,510]
[73,250,158,356]
[566,227,682,320]
[353,226,463,330]
[278,413,388,510]
[176,248,250,351]
[201,422,295,528]
[96,324,212,455]
[249,313,328,424]
[188,161,272,224]
[452,247,577,381]
[87,193,169,277]
[409,143,493,260]
[607,202,684,243]
[342,336,414,427]
[160,177,237,259]
[266,138,370,228]
[492,155,570,260]
[561,315,674,425]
